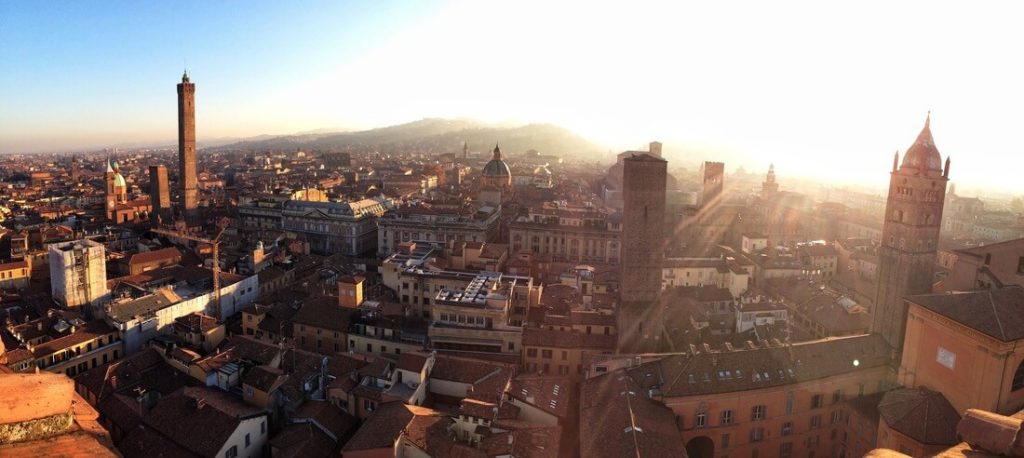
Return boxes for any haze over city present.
[3,1,1024,194]
[2,4,1024,457]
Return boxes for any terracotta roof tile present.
[879,388,960,446]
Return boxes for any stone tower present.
[105,160,127,221]
[618,152,667,351]
[762,163,779,198]
[177,71,199,225]
[701,161,725,208]
[149,165,171,226]
[873,113,950,351]
[648,141,663,158]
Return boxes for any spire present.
[182,68,190,83]
[893,150,899,172]
[944,156,951,178]
[492,142,501,160]
[925,110,931,129]
[106,158,113,173]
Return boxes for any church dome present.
[482,143,511,177]
[900,113,943,174]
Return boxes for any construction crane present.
[151,225,227,319]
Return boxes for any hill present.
[216,118,603,158]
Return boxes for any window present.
[937,346,956,370]
[779,442,793,458]
[561,350,568,360]
[785,392,794,414]
[750,427,765,442]
[752,405,766,421]
[261,421,266,435]
[781,421,793,436]
[832,389,843,404]
[695,413,707,428]
[811,394,824,409]
[541,349,553,359]
[225,446,238,458]
[1012,360,1024,391]
[1017,256,1024,275]
[245,387,254,397]
[810,415,822,430]
[720,409,733,425]
[245,433,250,447]
[721,433,730,449]
[527,348,538,358]
[832,410,843,425]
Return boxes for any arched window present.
[1013,361,1024,391]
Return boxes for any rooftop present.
[909,286,1024,342]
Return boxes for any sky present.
[2,0,1023,194]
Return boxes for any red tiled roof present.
[128,247,181,266]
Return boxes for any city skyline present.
[2,3,1024,453]
[3,1,1024,194]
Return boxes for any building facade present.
[509,201,622,264]
[280,199,387,256]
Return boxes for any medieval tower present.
[873,113,950,351]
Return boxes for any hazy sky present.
[2,1,1022,194]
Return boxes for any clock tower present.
[873,113,950,351]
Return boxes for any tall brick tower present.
[618,152,667,351]
[873,113,950,351]
[701,161,725,208]
[177,71,198,225]
[149,165,171,226]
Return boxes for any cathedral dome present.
[900,113,943,174]
[482,143,511,177]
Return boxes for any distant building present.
[873,114,950,351]
[478,143,512,205]
[521,309,617,381]
[49,239,109,309]
[280,199,387,256]
[103,266,258,353]
[0,260,30,290]
[376,203,500,257]
[943,237,1024,290]
[429,272,532,353]
[509,201,622,264]
[104,160,127,221]
[321,151,351,168]
[762,163,779,198]
[701,161,725,208]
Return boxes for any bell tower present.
[873,113,950,351]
